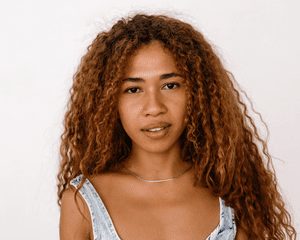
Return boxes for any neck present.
[123,143,191,181]
[123,164,193,183]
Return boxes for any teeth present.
[147,127,165,132]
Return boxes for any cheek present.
[173,93,188,115]
[177,97,188,127]
[118,99,142,124]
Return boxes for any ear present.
[117,116,122,125]
[183,114,189,126]
[115,108,120,119]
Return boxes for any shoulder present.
[235,225,249,240]
[88,170,129,193]
[59,186,91,240]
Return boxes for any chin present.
[134,140,180,155]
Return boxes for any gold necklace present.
[123,165,193,183]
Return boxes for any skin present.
[59,41,248,239]
[118,41,190,180]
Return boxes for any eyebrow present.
[122,72,181,83]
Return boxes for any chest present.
[111,200,219,240]
[94,182,220,240]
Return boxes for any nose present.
[143,91,167,117]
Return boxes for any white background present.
[0,0,299,239]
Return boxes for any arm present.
[59,187,91,240]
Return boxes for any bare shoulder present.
[59,186,91,240]
[235,225,249,240]
[88,171,127,193]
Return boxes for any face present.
[118,42,188,154]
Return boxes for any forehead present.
[124,42,180,77]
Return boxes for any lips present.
[141,122,171,131]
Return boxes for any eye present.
[163,82,180,90]
[124,87,142,94]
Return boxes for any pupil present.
[167,84,173,89]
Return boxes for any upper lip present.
[141,122,171,131]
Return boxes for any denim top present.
[70,175,236,240]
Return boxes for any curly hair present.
[57,13,297,239]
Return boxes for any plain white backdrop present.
[0,0,299,239]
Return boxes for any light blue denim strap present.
[70,175,120,240]
[206,198,236,240]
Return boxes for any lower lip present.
[142,126,171,140]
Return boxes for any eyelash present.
[124,82,180,94]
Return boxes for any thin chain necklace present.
[123,165,193,183]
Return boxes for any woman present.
[57,14,297,239]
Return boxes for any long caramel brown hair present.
[57,13,297,239]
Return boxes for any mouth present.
[145,127,166,132]
[142,125,171,140]
[141,122,171,132]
